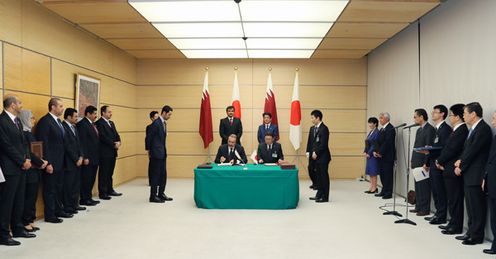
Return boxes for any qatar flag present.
[289,70,302,150]
[231,70,241,119]
[199,71,213,148]
[264,72,279,139]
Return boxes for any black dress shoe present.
[442,229,462,235]
[430,218,447,225]
[375,193,385,197]
[462,238,483,245]
[438,225,449,230]
[57,212,73,218]
[382,195,392,199]
[32,226,40,231]
[315,198,329,203]
[99,195,111,200]
[410,209,418,213]
[364,189,379,194]
[109,191,122,196]
[75,206,86,211]
[45,217,63,223]
[149,196,165,203]
[12,231,36,238]
[483,249,496,255]
[80,200,96,206]
[455,234,470,241]
[425,216,435,221]
[158,194,173,201]
[89,199,100,204]
[65,209,77,214]
[309,197,317,200]
[0,237,21,246]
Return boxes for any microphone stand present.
[395,126,416,226]
[383,126,402,217]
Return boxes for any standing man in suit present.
[0,95,35,245]
[36,98,73,222]
[214,134,248,164]
[425,105,452,224]
[306,110,331,203]
[436,104,468,235]
[257,132,284,164]
[62,108,85,214]
[96,105,122,200]
[77,105,100,207]
[146,105,173,203]
[454,102,492,245]
[482,111,496,255]
[257,112,278,144]
[410,108,436,216]
[373,112,396,199]
[145,111,159,186]
[219,106,242,145]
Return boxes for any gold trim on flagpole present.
[268,67,272,71]
[296,67,299,71]
[234,66,238,71]
[205,67,209,71]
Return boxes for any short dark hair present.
[48,97,62,111]
[226,106,235,112]
[3,95,18,108]
[100,105,109,116]
[464,102,483,118]
[85,105,97,116]
[262,112,272,118]
[149,111,159,119]
[264,132,274,138]
[161,105,173,114]
[64,108,78,119]
[367,117,379,126]
[450,104,465,121]
[433,104,448,120]
[414,108,428,121]
[311,110,323,120]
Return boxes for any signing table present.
[194,164,299,210]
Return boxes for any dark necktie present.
[314,127,319,138]
[92,123,99,136]
[57,118,65,136]
[230,118,233,126]
[266,124,269,130]
[15,118,23,132]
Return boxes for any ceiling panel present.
[326,22,408,38]
[81,23,163,39]
[107,38,176,50]
[126,50,185,59]
[43,2,145,24]
[312,49,370,59]
[318,38,387,50]
[339,1,440,23]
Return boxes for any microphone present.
[394,123,407,129]
[404,123,420,129]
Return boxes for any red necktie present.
[230,118,233,126]
[92,123,99,137]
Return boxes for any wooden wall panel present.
[4,91,50,123]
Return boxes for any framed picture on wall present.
[75,74,100,119]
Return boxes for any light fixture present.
[246,38,322,50]
[248,50,314,59]
[181,50,248,59]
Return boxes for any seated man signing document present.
[257,132,284,164]
[214,134,248,165]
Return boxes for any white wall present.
[368,0,496,239]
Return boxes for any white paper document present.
[412,167,429,182]
[0,166,5,183]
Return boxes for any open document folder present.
[412,167,429,182]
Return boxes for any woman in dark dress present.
[19,110,46,232]
[364,117,380,193]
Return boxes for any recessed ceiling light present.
[181,49,248,59]
[154,23,244,38]
[248,50,314,59]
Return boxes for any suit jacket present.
[306,123,331,164]
[485,134,496,198]
[146,118,167,159]
[35,113,65,171]
[257,142,284,163]
[437,124,469,177]
[76,118,100,166]
[145,123,153,151]
[219,117,242,144]
[459,119,492,186]
[0,112,31,176]
[95,118,121,158]
[257,124,279,143]
[428,121,452,166]
[214,144,247,164]
[62,122,83,171]
[375,123,396,162]
[411,123,436,168]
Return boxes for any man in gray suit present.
[411,108,436,216]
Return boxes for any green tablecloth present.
[194,164,299,210]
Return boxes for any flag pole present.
[205,66,212,163]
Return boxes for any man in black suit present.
[454,102,492,245]
[373,112,396,199]
[257,132,284,164]
[36,98,73,223]
[219,106,242,145]
[410,108,436,216]
[95,105,122,200]
[146,105,173,203]
[483,111,496,255]
[436,104,468,235]
[0,95,36,245]
[306,110,331,203]
[145,111,159,186]
[77,106,100,207]
[62,108,85,214]
[425,105,452,224]
[214,134,248,164]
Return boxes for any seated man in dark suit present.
[257,132,284,164]
[214,134,247,164]
[257,112,279,144]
